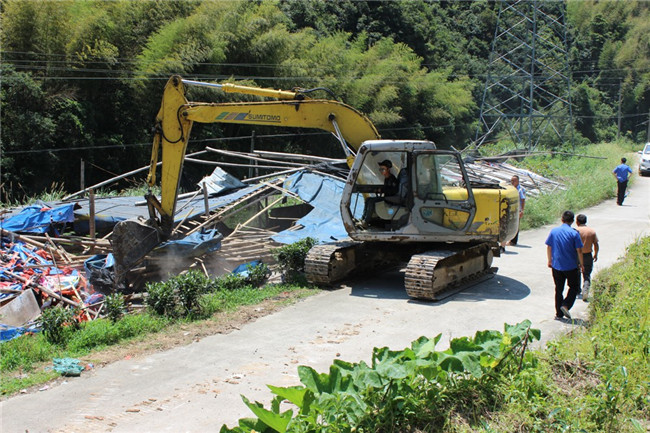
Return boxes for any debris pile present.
[0,235,105,342]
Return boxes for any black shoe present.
[560,306,572,320]
[554,315,564,321]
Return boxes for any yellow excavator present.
[111,75,519,300]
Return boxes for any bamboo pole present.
[0,229,48,249]
[89,188,96,241]
[62,150,208,201]
[225,195,284,240]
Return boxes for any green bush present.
[273,237,317,283]
[103,293,125,323]
[176,276,205,318]
[245,262,271,287]
[37,306,78,345]
[216,273,247,291]
[145,281,177,317]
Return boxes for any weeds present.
[488,142,636,230]
[103,293,125,323]
[273,237,316,283]
[37,306,78,345]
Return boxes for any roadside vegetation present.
[220,236,650,432]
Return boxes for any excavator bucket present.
[109,217,162,279]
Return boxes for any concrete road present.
[2,176,649,433]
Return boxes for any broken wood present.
[6,271,81,308]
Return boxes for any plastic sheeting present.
[272,171,362,244]
[149,229,223,258]
[1,203,75,234]
[198,167,247,195]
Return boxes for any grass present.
[486,140,638,230]
[468,236,650,432]
[0,282,317,396]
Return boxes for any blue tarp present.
[232,260,262,277]
[1,203,75,234]
[0,324,39,343]
[271,172,363,244]
[150,229,223,258]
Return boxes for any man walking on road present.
[576,214,599,301]
[545,211,584,320]
[613,157,633,205]
[500,175,526,252]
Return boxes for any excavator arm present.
[111,75,379,276]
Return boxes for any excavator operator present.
[361,159,400,227]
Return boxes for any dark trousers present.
[582,252,594,289]
[363,197,383,223]
[617,180,628,205]
[511,230,519,245]
[552,267,580,317]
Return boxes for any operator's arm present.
[547,245,553,268]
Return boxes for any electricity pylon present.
[474,0,574,151]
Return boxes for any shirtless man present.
[575,213,599,301]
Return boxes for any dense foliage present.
[221,321,541,432]
[1,0,649,201]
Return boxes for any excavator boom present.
[111,75,379,277]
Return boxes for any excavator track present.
[304,242,361,285]
[404,243,495,301]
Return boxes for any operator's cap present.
[378,160,392,168]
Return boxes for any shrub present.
[216,273,247,291]
[273,237,317,283]
[245,262,271,287]
[145,281,176,317]
[176,276,204,318]
[103,293,125,323]
[37,306,78,345]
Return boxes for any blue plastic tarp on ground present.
[150,229,223,258]
[1,203,75,234]
[232,260,262,277]
[271,171,363,244]
[0,324,39,343]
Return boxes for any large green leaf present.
[411,334,442,358]
[267,385,314,414]
[297,364,351,394]
[241,397,292,433]
[504,320,540,345]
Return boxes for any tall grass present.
[514,142,637,229]
[484,236,650,432]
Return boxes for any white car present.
[640,142,650,176]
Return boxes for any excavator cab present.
[342,140,479,242]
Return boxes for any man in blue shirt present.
[612,157,633,205]
[545,211,584,320]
